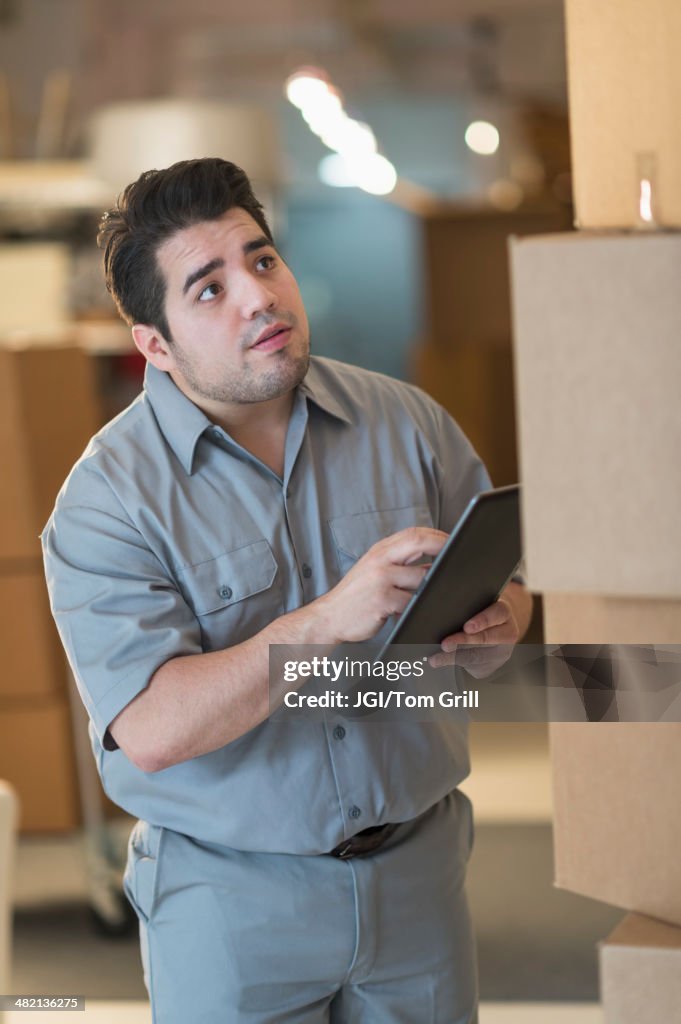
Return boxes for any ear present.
[131,323,176,371]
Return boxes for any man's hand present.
[429,581,533,677]
[316,527,448,645]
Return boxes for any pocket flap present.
[178,540,278,616]
[329,505,433,561]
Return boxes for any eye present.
[197,282,222,302]
[256,254,277,271]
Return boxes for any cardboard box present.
[0,696,80,832]
[0,344,100,560]
[600,913,681,1023]
[544,593,681,722]
[511,231,681,597]
[551,722,681,927]
[0,569,68,699]
[543,593,681,646]
[549,594,681,924]
[565,0,681,228]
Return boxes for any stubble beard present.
[171,328,311,406]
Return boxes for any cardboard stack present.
[565,0,681,229]
[0,344,100,830]
[510,1,681,1016]
[600,914,681,1024]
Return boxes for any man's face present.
[155,208,310,408]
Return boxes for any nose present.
[238,271,278,319]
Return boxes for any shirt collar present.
[298,358,353,426]
[144,364,211,475]
[143,356,352,476]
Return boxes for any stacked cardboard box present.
[565,0,681,229]
[511,230,681,598]
[511,2,681,1014]
[550,720,681,926]
[600,914,681,1024]
[0,345,100,831]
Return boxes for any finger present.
[386,584,419,617]
[444,621,517,648]
[440,631,468,650]
[382,527,449,565]
[428,651,458,669]
[463,599,510,635]
[388,564,431,592]
[457,645,515,679]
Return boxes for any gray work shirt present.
[42,356,491,854]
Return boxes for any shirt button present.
[302,564,312,578]
[218,585,233,600]
[349,805,361,820]
[286,487,292,499]
[333,725,346,741]
[212,428,221,439]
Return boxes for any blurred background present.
[0,1,620,1021]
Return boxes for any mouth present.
[250,323,292,353]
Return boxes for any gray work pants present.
[124,789,478,1023]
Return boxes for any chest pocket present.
[177,540,280,649]
[329,505,433,576]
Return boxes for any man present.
[43,158,531,1023]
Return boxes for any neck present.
[220,396,292,479]
[178,382,294,478]
[169,371,295,437]
[209,391,294,438]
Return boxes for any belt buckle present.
[334,839,355,859]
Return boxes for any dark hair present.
[97,158,273,340]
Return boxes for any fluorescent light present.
[318,154,355,187]
[354,154,397,195]
[288,65,396,196]
[319,117,377,157]
[285,71,330,111]
[318,153,396,195]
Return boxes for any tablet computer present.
[376,484,522,659]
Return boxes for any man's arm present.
[109,527,449,772]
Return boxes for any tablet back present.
[378,484,522,654]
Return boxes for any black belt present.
[329,823,399,860]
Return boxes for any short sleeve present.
[41,469,202,747]
[429,403,527,585]
[431,402,493,533]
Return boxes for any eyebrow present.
[182,257,224,296]
[181,237,274,296]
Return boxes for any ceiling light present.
[318,154,355,188]
[287,66,396,197]
[465,120,500,156]
[319,118,377,157]
[350,154,397,196]
[301,94,344,136]
[285,70,331,111]
[318,153,397,196]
